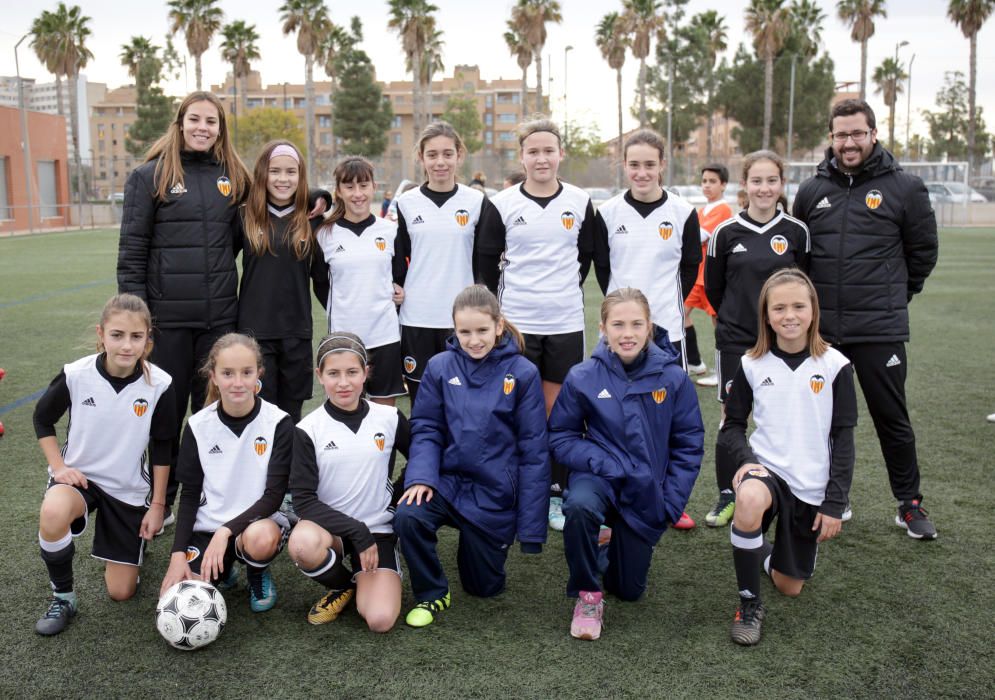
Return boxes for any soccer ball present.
[156,580,227,650]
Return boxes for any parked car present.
[969,176,995,202]
[666,185,707,207]
[924,181,987,204]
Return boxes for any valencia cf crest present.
[254,437,268,456]
[374,237,387,252]
[133,398,149,417]
[865,189,883,210]
[185,546,200,563]
[455,209,470,227]
[810,374,825,394]
[561,211,576,230]
[374,432,386,451]
[658,221,674,240]
[216,176,232,197]
[770,235,788,255]
[652,388,667,404]
[503,373,516,395]
[403,356,417,374]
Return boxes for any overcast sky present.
[2,0,992,155]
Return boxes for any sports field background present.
[0,228,992,698]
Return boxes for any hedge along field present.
[0,227,992,698]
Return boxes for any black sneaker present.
[35,596,76,636]
[731,599,767,646]
[896,499,937,540]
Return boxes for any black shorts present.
[184,513,292,581]
[715,349,746,403]
[366,342,407,399]
[523,331,585,384]
[400,326,452,382]
[50,480,147,567]
[741,469,820,580]
[344,532,403,580]
[257,337,314,402]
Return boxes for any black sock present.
[304,548,353,590]
[684,325,701,366]
[715,439,737,492]
[40,539,75,594]
[731,525,764,604]
[407,380,419,408]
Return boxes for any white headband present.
[317,336,368,368]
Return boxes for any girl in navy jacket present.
[394,285,550,628]
[550,287,704,641]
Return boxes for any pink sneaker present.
[673,511,696,530]
[570,591,604,640]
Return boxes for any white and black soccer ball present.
[156,580,227,650]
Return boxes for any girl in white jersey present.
[159,333,294,614]
[476,117,608,523]
[719,269,856,646]
[32,294,175,636]
[395,122,496,407]
[316,157,406,406]
[289,333,411,632]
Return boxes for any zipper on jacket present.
[834,173,853,345]
[196,161,213,327]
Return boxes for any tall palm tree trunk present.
[888,93,896,151]
[241,73,248,122]
[763,55,773,150]
[859,40,868,100]
[968,31,977,174]
[305,55,315,175]
[69,72,83,225]
[55,75,64,117]
[706,86,714,161]
[534,51,543,114]
[330,79,337,160]
[616,67,623,190]
[195,54,203,91]
[638,58,647,127]
[520,66,528,121]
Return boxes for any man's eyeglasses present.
[832,130,871,143]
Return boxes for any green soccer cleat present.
[706,491,736,528]
[405,591,452,628]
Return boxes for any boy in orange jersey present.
[684,164,733,388]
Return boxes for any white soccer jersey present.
[297,401,399,534]
[317,217,400,349]
[490,182,592,334]
[55,355,172,507]
[742,348,851,505]
[187,399,288,533]
[397,184,482,328]
[601,191,696,340]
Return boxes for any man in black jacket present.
[793,99,939,540]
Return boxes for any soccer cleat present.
[705,491,736,528]
[841,504,853,522]
[307,587,355,625]
[731,599,767,646]
[216,563,240,591]
[406,591,452,628]
[155,510,176,537]
[987,413,995,424]
[673,511,696,530]
[696,373,719,387]
[570,591,605,641]
[35,595,77,636]
[896,499,937,540]
[687,361,708,376]
[548,497,565,532]
[247,568,277,613]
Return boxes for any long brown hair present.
[748,268,829,359]
[416,121,466,182]
[145,91,250,203]
[97,293,154,383]
[327,156,376,224]
[200,333,264,407]
[243,140,313,259]
[451,285,525,353]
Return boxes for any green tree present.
[647,18,709,161]
[220,20,260,124]
[167,0,224,91]
[872,57,908,151]
[503,22,532,122]
[317,23,351,160]
[30,10,67,117]
[280,0,331,176]
[836,0,887,101]
[558,120,608,183]
[621,0,664,127]
[121,37,174,158]
[512,0,563,114]
[235,107,307,166]
[744,0,791,150]
[595,12,628,188]
[388,0,440,158]
[685,10,727,161]
[417,26,445,127]
[332,18,393,157]
[947,0,995,174]
[441,92,483,154]
[922,71,992,163]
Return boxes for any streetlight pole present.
[15,34,35,234]
[547,52,552,114]
[894,41,909,153]
[786,54,797,164]
[563,45,573,149]
[905,53,915,159]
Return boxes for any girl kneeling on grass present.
[33,294,176,636]
[288,333,410,632]
[160,333,294,613]
[549,287,704,641]
[721,269,856,646]
[393,285,549,628]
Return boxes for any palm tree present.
[503,22,533,122]
[621,0,664,128]
[167,0,224,91]
[947,0,995,174]
[30,3,92,217]
[29,10,66,117]
[220,20,261,125]
[512,0,563,115]
[836,0,887,101]
[280,0,331,176]
[419,26,445,127]
[120,36,160,79]
[687,10,727,161]
[388,0,439,158]
[872,57,908,151]
[745,0,790,150]
[317,23,350,159]
[788,0,825,59]
[596,12,628,188]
